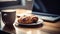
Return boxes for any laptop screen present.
[32,0,60,15]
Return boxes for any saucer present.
[15,19,43,28]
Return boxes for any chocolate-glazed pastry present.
[18,15,38,24]
[31,17,38,23]
[18,16,32,24]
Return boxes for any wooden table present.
[1,20,60,34]
[1,9,60,34]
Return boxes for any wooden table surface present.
[1,9,60,34]
[13,21,60,34]
[1,21,60,34]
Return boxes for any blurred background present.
[0,0,60,34]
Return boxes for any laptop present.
[32,0,60,22]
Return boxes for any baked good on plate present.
[17,15,38,24]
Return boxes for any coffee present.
[1,9,16,25]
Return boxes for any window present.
[0,0,26,10]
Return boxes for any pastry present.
[17,15,38,24]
